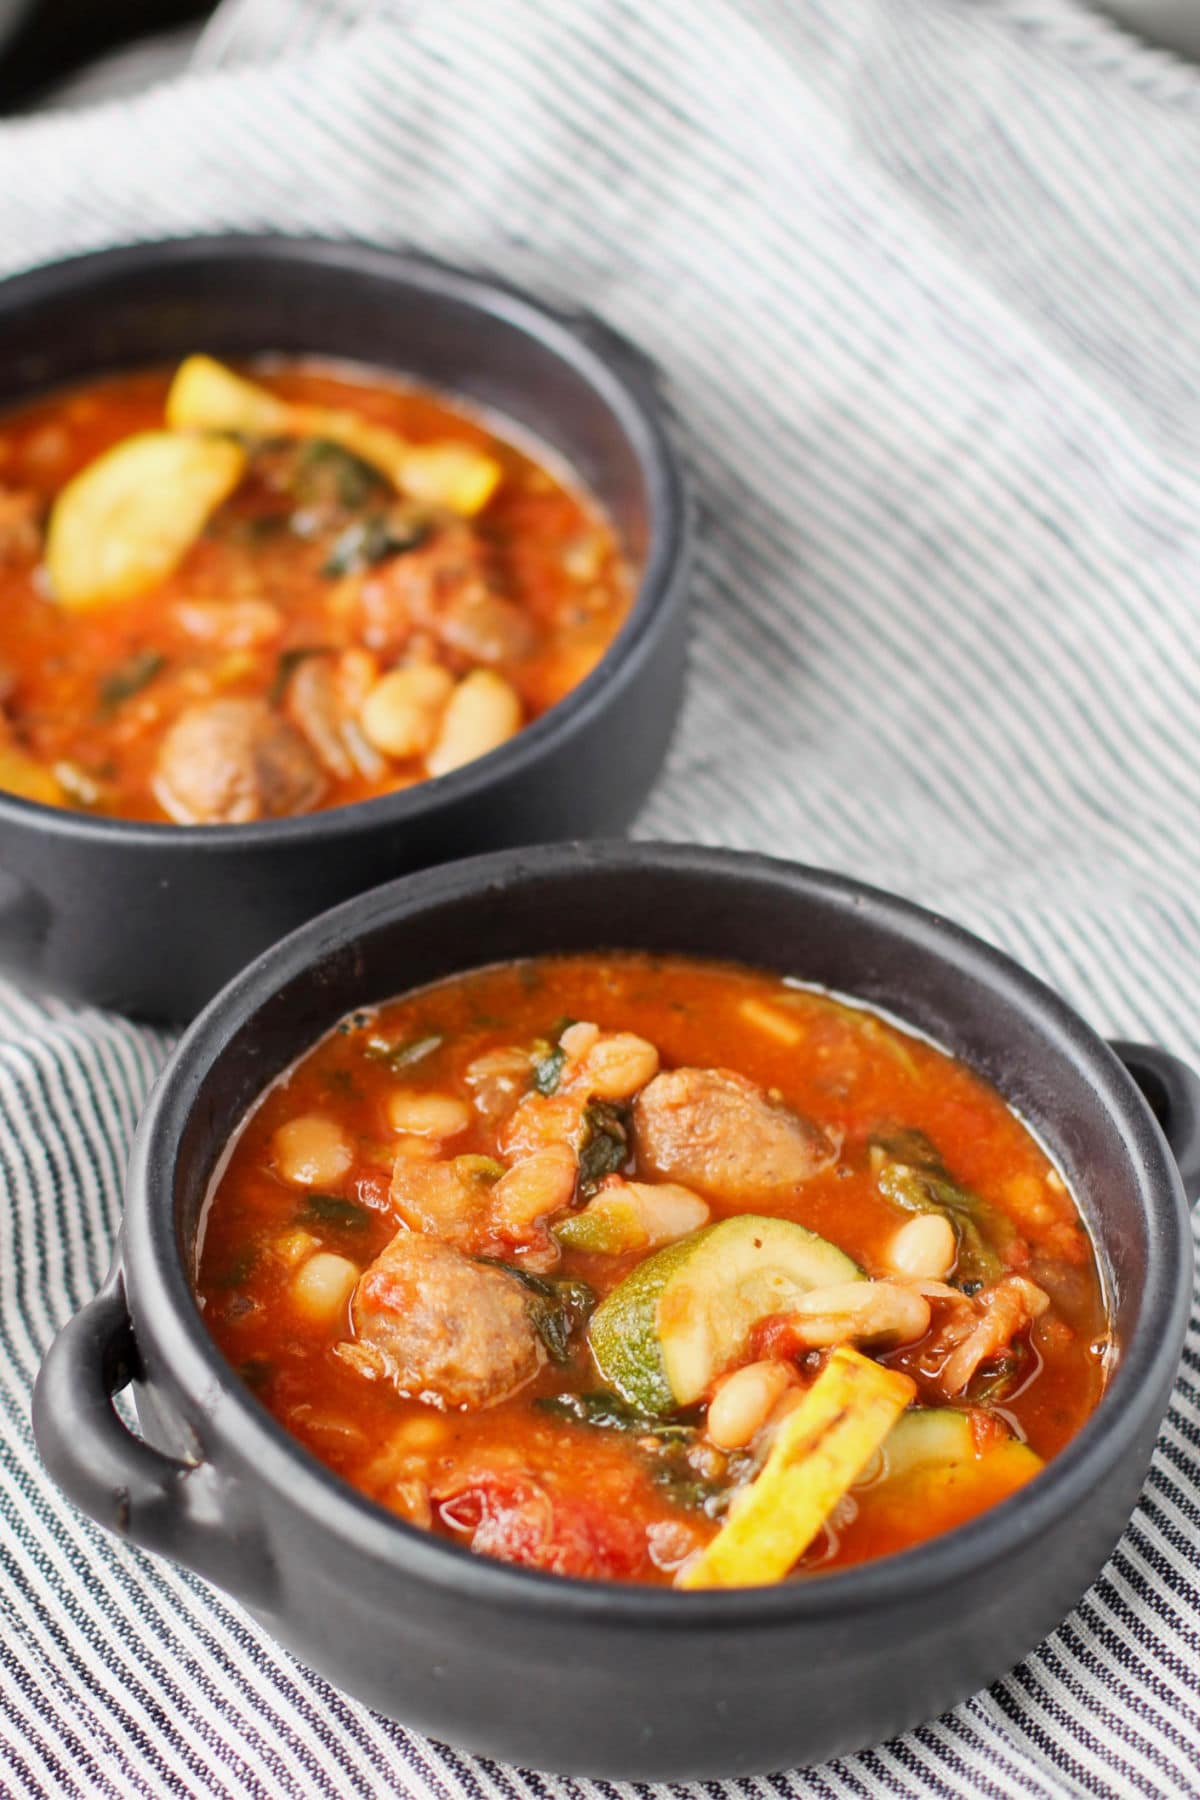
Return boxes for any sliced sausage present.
[153,696,324,824]
[436,591,536,665]
[389,1154,492,1250]
[359,515,492,654]
[338,1231,543,1410]
[633,1067,835,1201]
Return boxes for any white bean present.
[360,663,454,759]
[885,1213,957,1280]
[173,598,283,649]
[624,1180,709,1246]
[784,1279,932,1349]
[273,1227,320,1267]
[559,1020,600,1061]
[291,1251,360,1321]
[492,1144,578,1231]
[272,1114,353,1188]
[567,1031,660,1100]
[706,1361,794,1450]
[465,1045,534,1119]
[426,670,522,776]
[389,1414,452,1451]
[385,1089,471,1139]
[391,1132,444,1162]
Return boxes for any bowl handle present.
[1110,1040,1200,1202]
[32,1258,275,1608]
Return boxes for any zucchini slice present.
[556,1191,647,1255]
[677,1346,915,1589]
[165,354,292,438]
[879,1405,1042,1491]
[46,430,246,608]
[879,1406,977,1480]
[165,355,501,515]
[0,744,62,806]
[396,442,501,515]
[588,1214,862,1413]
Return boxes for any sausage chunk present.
[337,1232,543,1409]
[633,1067,835,1200]
[153,697,325,824]
[436,591,536,665]
[359,515,492,654]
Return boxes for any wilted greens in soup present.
[197,954,1111,1586]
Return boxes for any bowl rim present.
[0,233,688,847]
[124,839,1193,1625]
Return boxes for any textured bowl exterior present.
[0,239,690,1020]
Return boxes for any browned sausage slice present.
[633,1067,836,1201]
[337,1231,543,1410]
[154,696,325,824]
[358,514,492,654]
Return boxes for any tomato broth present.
[0,360,631,821]
[197,954,1110,1587]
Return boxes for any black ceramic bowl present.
[33,843,1200,1777]
[0,237,689,1021]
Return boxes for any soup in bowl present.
[197,951,1110,1587]
[0,240,688,1016]
[0,355,631,823]
[33,844,1198,1774]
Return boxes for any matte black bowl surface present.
[33,843,1200,1777]
[0,237,689,1020]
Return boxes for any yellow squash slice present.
[0,744,62,806]
[392,442,501,515]
[46,430,247,609]
[165,353,292,438]
[165,354,501,515]
[677,1347,916,1589]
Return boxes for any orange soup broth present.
[197,954,1110,1584]
[1,364,630,818]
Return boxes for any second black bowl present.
[0,236,690,1020]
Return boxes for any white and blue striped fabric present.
[2,2,1199,1794]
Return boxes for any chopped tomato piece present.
[439,1473,644,1579]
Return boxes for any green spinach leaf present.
[647,1458,731,1517]
[364,1032,443,1072]
[530,1018,578,1095]
[294,437,386,511]
[536,1391,696,1438]
[298,1193,370,1231]
[531,1044,567,1096]
[98,650,166,716]
[871,1129,1009,1285]
[478,1260,595,1364]
[322,511,428,577]
[578,1100,632,1197]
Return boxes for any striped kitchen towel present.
[2,1,1199,1795]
